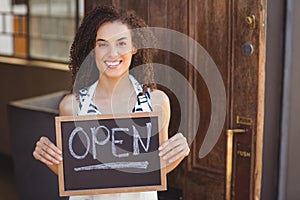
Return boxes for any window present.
[0,0,27,56]
[0,0,84,62]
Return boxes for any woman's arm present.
[151,90,190,173]
[33,94,77,175]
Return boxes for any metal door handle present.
[226,129,246,200]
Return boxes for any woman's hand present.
[158,133,190,170]
[33,136,63,166]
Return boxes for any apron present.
[70,75,157,200]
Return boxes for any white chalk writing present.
[91,126,110,159]
[74,161,149,172]
[111,128,130,158]
[69,127,90,160]
[68,123,152,161]
[133,122,152,155]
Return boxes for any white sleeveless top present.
[70,75,157,200]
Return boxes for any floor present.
[0,155,19,200]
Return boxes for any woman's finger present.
[38,140,62,161]
[33,147,60,165]
[161,143,186,161]
[159,135,190,166]
[40,136,62,154]
[34,136,62,165]
[33,151,54,165]
[167,149,187,163]
[159,133,182,150]
[159,138,182,157]
[159,133,187,156]
[41,144,62,162]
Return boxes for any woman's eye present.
[98,43,108,47]
[118,41,127,46]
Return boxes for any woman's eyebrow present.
[96,37,127,43]
[96,38,107,42]
[117,37,127,41]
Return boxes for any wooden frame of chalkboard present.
[55,112,167,196]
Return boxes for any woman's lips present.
[104,60,122,69]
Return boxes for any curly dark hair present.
[69,5,156,93]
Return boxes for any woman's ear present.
[131,47,137,55]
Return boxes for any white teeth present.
[105,61,121,66]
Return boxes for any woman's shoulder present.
[150,89,171,126]
[150,89,170,106]
[59,93,78,116]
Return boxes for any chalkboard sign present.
[55,112,166,196]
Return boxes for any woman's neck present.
[95,73,133,99]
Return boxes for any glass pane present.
[30,38,70,62]
[14,16,27,35]
[0,35,14,55]
[21,16,27,34]
[0,0,12,12]
[50,0,73,17]
[30,38,47,58]
[0,15,3,33]
[79,0,84,18]
[70,0,76,17]
[48,40,70,61]
[13,16,20,34]
[40,17,57,38]
[57,18,75,40]
[30,0,49,16]
[29,16,40,37]
[12,4,27,15]
[5,14,13,34]
[14,36,27,56]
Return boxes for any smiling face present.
[94,21,136,80]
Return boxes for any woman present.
[33,5,190,200]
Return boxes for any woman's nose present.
[108,45,119,57]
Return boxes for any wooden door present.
[85,0,266,199]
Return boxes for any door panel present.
[185,0,230,199]
[188,0,229,172]
[84,0,266,199]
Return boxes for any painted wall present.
[279,0,300,199]
[261,0,285,199]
